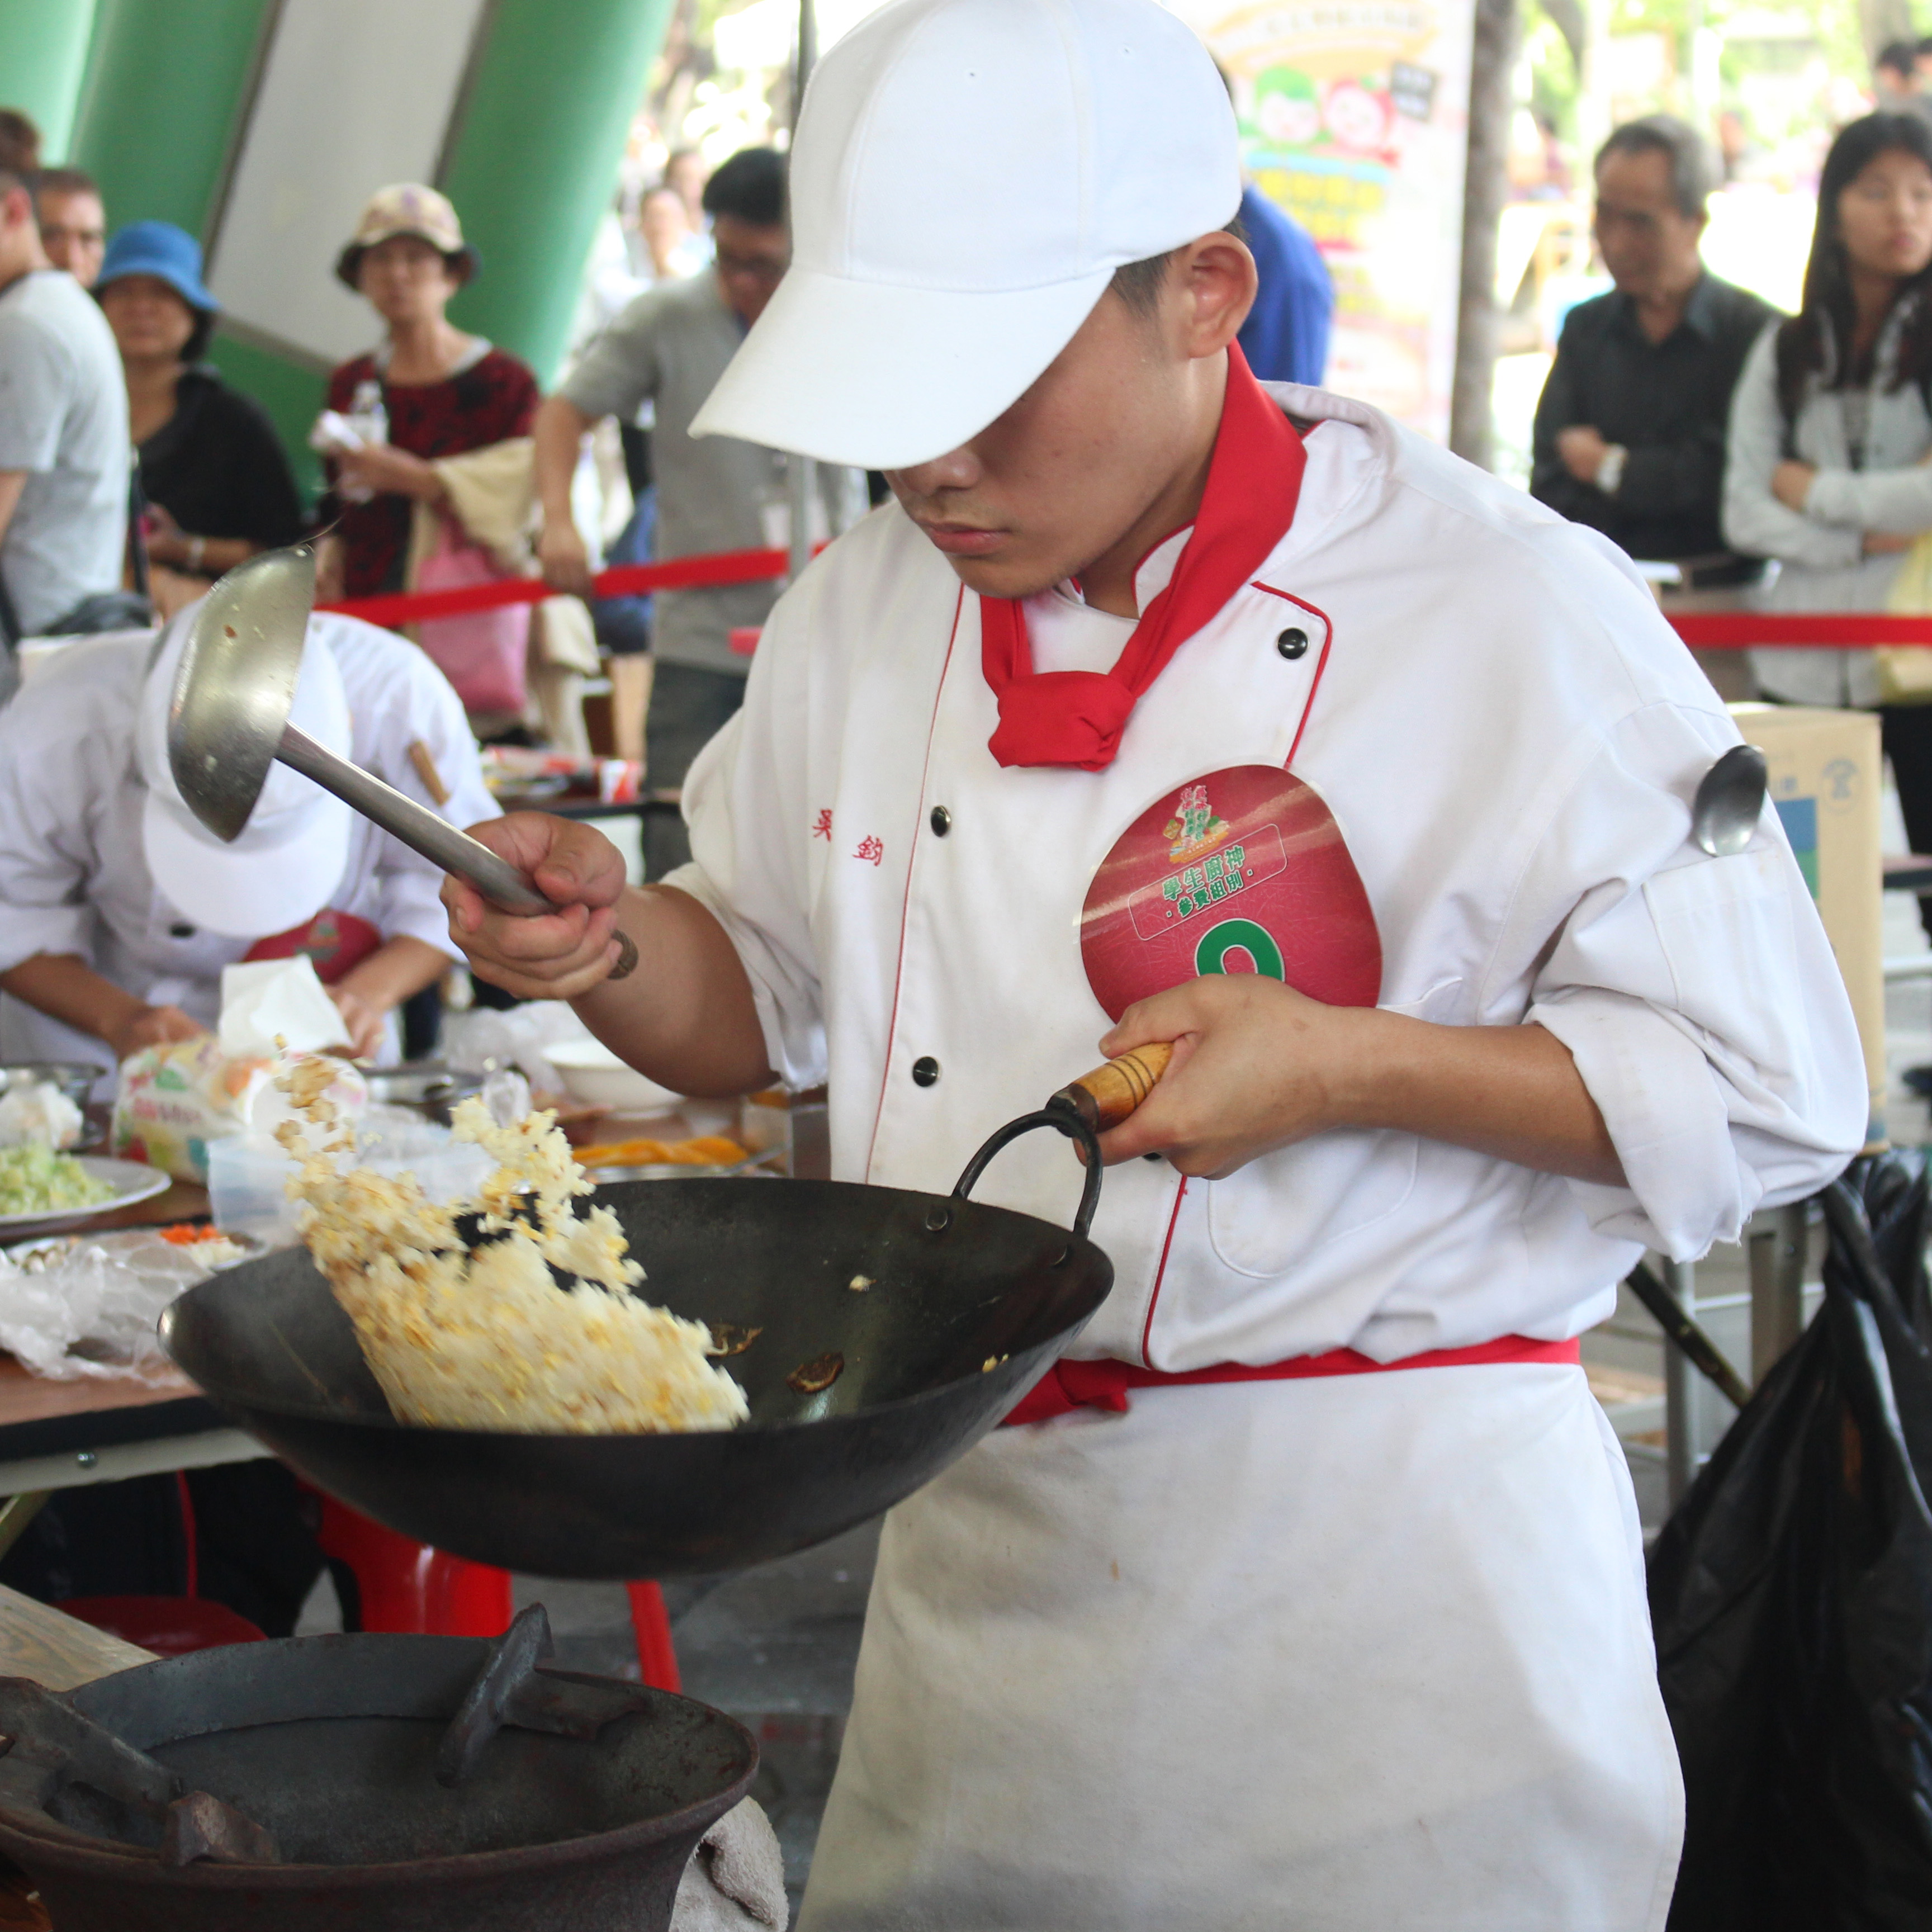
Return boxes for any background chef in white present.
[441,2,1868,1927]
[0,609,492,1074]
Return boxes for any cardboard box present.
[1730,703,1885,1146]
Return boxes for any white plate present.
[0,1158,173,1233]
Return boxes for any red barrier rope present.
[1668,612,1932,649]
[318,552,1932,655]
[315,545,790,628]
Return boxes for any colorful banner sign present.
[1168,1,1478,440]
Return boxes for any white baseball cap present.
[137,608,355,940]
[690,0,1240,471]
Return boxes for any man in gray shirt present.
[0,162,130,654]
[536,148,862,872]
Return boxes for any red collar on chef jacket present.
[979,343,1307,771]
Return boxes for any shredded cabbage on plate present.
[0,1145,116,1218]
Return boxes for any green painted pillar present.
[0,0,98,160]
[68,0,274,233]
[442,0,676,383]
[68,0,315,480]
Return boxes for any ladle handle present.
[278,723,552,914]
[1049,1042,1173,1132]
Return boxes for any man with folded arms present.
[444,3,1864,1924]
[1532,115,1773,586]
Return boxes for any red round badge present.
[1079,766,1382,1021]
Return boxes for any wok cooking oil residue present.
[787,1352,844,1394]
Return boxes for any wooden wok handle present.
[1049,1042,1173,1132]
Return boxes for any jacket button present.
[911,1056,940,1087]
[1276,627,1309,659]
[168,922,196,939]
[930,806,951,836]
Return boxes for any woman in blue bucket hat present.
[96,221,304,608]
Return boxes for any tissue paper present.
[219,957,351,1059]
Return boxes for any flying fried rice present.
[276,1065,746,1435]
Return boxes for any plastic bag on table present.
[1647,1152,1932,1931]
[0,1230,250,1381]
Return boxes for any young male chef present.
[0,608,492,1073]
[442,2,1867,1924]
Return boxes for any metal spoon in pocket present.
[1690,744,1769,858]
[167,545,637,977]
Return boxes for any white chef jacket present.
[0,613,494,1074]
[673,383,1866,1374]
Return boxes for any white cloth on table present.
[674,1798,788,1930]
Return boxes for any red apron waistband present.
[1001,1335,1584,1428]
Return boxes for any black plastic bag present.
[1649,1154,1932,1930]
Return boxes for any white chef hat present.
[690,0,1242,471]
[136,607,355,940]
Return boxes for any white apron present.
[800,1367,1682,1931]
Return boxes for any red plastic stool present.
[626,1582,681,1691]
[59,1596,266,1655]
[55,1473,267,1655]
[315,1497,512,1637]
[315,1499,680,1688]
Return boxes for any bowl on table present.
[0,1063,100,1110]
[361,1064,486,1126]
[544,1040,684,1114]
[0,1062,105,1153]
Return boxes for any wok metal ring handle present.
[951,1107,1104,1244]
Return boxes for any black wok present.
[159,1070,1161,1580]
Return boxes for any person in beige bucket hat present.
[313,182,538,630]
[334,183,480,290]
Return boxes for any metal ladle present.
[167,546,636,974]
[1690,743,1769,857]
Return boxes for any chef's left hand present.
[327,986,386,1061]
[1095,976,1379,1178]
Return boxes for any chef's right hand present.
[537,518,596,600]
[443,815,630,1000]
[106,1002,204,1065]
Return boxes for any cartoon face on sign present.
[1080,766,1382,1020]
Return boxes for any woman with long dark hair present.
[1723,113,1932,868]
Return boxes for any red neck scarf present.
[979,344,1307,771]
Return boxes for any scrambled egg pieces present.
[276,1067,747,1436]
